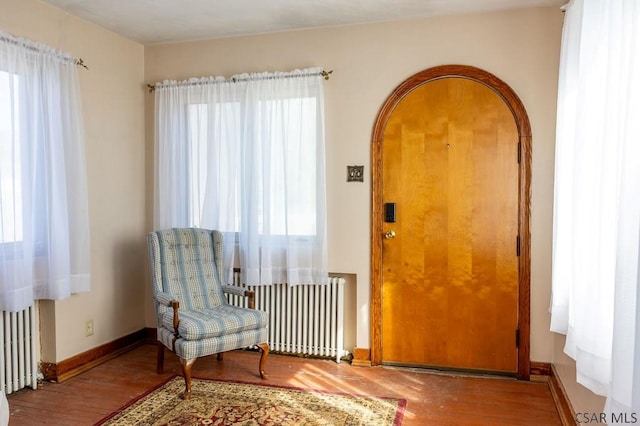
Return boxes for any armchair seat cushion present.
[162,305,269,341]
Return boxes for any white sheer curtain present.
[154,68,328,286]
[551,0,640,418]
[0,31,90,312]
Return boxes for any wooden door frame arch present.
[370,64,532,380]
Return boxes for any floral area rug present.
[96,375,406,425]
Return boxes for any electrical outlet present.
[85,319,94,337]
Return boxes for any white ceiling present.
[41,0,565,45]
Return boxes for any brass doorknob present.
[384,230,396,239]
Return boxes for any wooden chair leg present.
[179,357,197,400]
[156,343,165,374]
[257,342,269,379]
[217,352,224,361]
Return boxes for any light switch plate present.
[347,165,364,182]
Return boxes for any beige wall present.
[145,7,563,362]
[0,0,147,362]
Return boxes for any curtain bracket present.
[75,58,88,70]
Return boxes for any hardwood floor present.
[6,343,562,425]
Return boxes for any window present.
[0,30,91,312]
[186,97,319,237]
[0,71,22,244]
[550,0,640,418]
[154,68,328,286]
[187,102,241,232]
[260,96,319,237]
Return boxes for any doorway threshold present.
[381,362,518,380]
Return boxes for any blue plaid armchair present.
[147,228,269,399]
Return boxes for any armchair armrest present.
[222,285,256,309]
[154,290,177,307]
[222,285,247,297]
[154,291,181,347]
[170,300,180,341]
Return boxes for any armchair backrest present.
[147,228,227,314]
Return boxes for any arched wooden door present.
[370,65,531,379]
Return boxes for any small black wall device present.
[384,203,396,223]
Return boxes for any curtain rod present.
[0,34,88,70]
[147,69,332,93]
